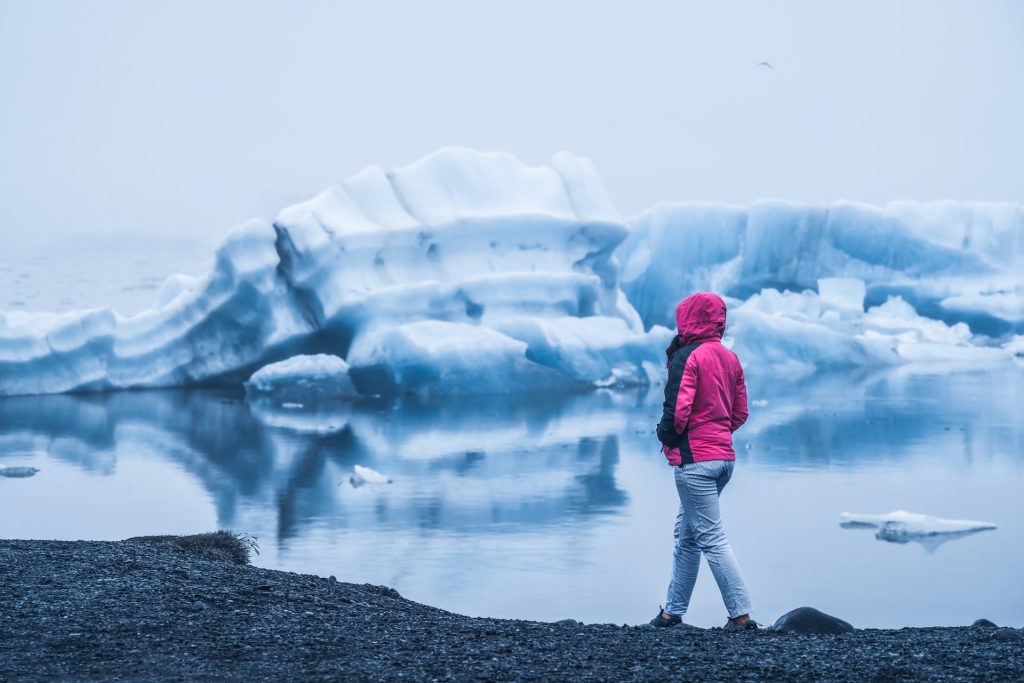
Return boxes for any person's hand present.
[662,445,682,467]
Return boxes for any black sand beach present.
[1,536,1021,682]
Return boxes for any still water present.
[1,368,1021,628]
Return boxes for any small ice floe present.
[0,466,40,478]
[840,510,996,552]
[244,355,358,406]
[349,465,393,489]
[751,399,769,408]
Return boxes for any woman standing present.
[650,292,757,631]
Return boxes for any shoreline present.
[1,536,1021,682]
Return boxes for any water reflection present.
[737,367,1024,471]
[844,524,997,554]
[0,389,635,542]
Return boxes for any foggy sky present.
[1,0,1022,247]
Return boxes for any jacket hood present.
[675,292,727,345]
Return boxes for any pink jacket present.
[656,293,748,466]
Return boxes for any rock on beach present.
[773,606,855,635]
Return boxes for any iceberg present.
[618,200,1024,337]
[0,148,665,397]
[840,510,997,534]
[840,510,997,552]
[3,148,1021,395]
[725,280,1015,375]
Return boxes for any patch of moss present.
[130,531,260,565]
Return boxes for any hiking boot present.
[648,606,682,628]
[723,617,759,632]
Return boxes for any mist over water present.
[2,367,1021,628]
[0,237,213,315]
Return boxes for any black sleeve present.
[657,348,687,447]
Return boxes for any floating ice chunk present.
[245,354,357,404]
[840,510,997,534]
[840,510,996,551]
[0,466,40,478]
[349,464,393,488]
[727,290,898,375]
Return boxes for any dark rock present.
[988,628,1024,642]
[556,619,581,626]
[773,607,854,635]
[972,618,998,628]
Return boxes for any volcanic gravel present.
[1,538,1022,682]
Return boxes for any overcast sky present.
[1,0,1022,247]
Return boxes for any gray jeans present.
[664,459,752,619]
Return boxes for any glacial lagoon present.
[1,367,1021,629]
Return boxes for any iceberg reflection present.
[0,389,632,544]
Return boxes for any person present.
[649,292,757,631]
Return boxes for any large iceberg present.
[0,149,667,397]
[3,149,1022,396]
[619,201,1024,337]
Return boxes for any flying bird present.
[754,61,774,70]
